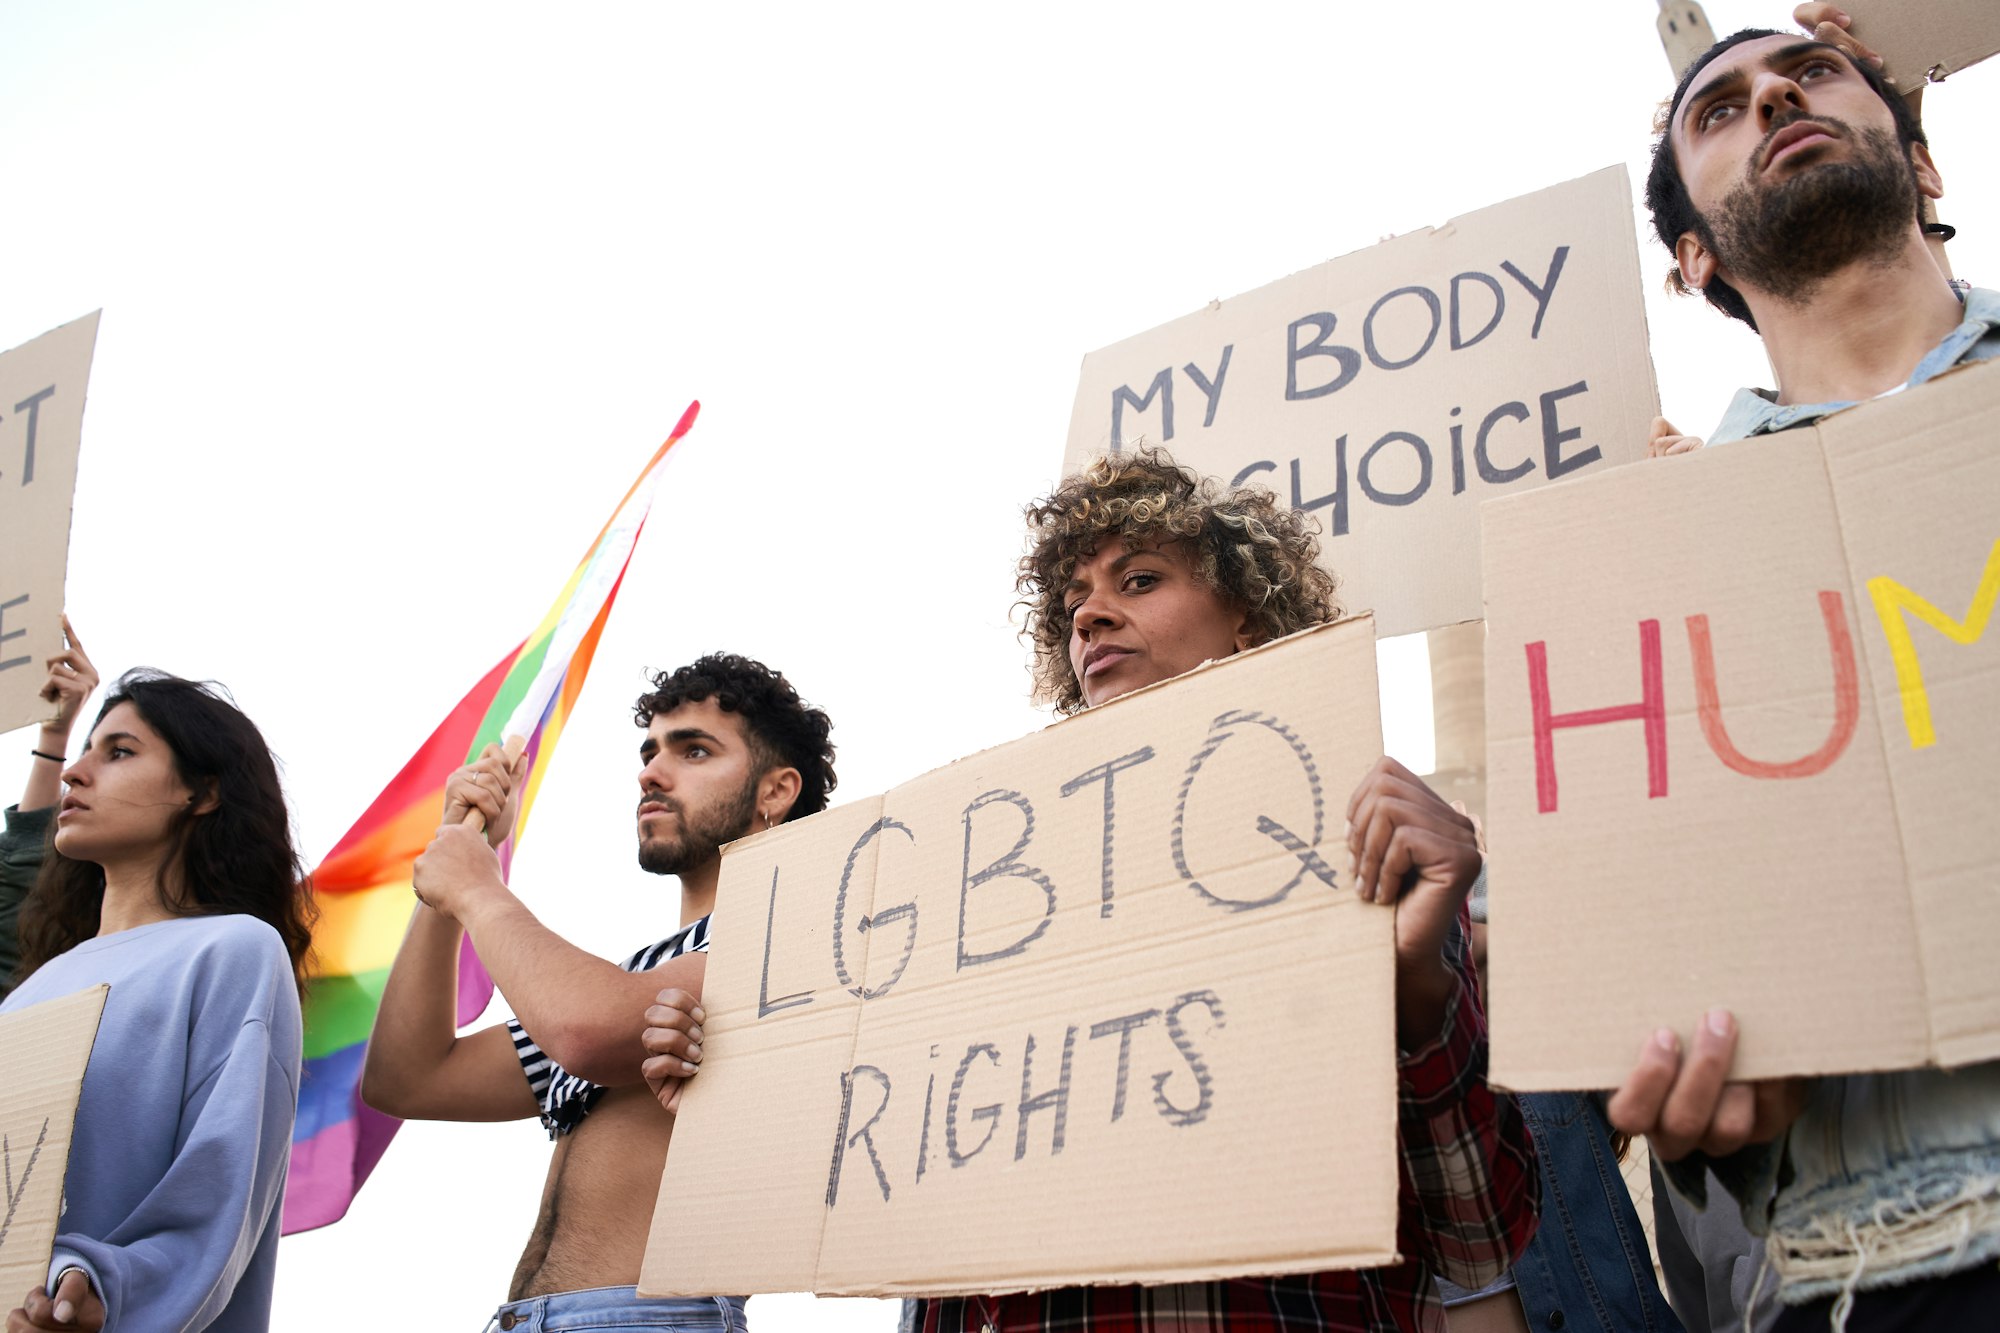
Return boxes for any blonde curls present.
[1017,447,1341,714]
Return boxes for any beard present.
[1698,116,1919,302]
[636,776,760,875]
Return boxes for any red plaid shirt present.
[914,903,1538,1333]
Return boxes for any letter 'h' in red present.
[1526,620,1667,814]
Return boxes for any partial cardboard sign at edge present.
[0,312,102,736]
[1483,360,2000,1089]
[0,985,109,1298]
[642,618,1399,1297]
[1842,0,1999,81]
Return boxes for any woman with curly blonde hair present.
[1017,446,1341,714]
[904,448,1540,1333]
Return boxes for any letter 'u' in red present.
[1686,591,1859,779]
[1526,620,1667,814]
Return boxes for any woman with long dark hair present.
[2,666,314,1332]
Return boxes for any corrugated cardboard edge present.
[1,311,102,738]
[720,614,1384,863]
[1074,168,1632,363]
[1818,358,2000,1071]
[0,984,109,1291]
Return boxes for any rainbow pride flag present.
[283,402,699,1233]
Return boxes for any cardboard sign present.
[1842,0,1999,82]
[1062,168,1658,639]
[1483,360,2000,1090]
[0,986,108,1299]
[642,619,1396,1298]
[0,313,101,736]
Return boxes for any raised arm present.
[411,818,706,1087]
[360,744,539,1121]
[22,617,98,813]
[1,622,99,998]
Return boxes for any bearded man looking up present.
[1608,27,2000,1333]
[363,654,835,1333]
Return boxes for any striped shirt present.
[507,914,712,1137]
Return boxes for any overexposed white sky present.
[3,3,1993,1328]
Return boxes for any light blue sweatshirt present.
[1,915,302,1332]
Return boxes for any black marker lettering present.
[1153,990,1226,1126]
[957,790,1056,969]
[1183,346,1233,429]
[0,596,28,674]
[1285,314,1360,401]
[1363,286,1442,371]
[1111,368,1174,448]
[1449,271,1506,350]
[1173,709,1331,910]
[833,817,919,1000]
[1501,246,1570,339]
[1540,380,1600,478]
[1475,401,1535,485]
[1088,1008,1160,1122]
[1291,442,1348,537]
[1014,1025,1078,1161]
[825,1065,892,1207]
[10,387,54,486]
[1060,747,1155,918]
[946,1043,1002,1167]
[1357,431,1432,507]
[1448,409,1467,495]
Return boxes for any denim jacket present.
[1665,286,2000,1304]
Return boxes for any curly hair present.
[1018,447,1341,715]
[17,671,318,1005]
[634,654,837,820]
[1645,27,1927,331]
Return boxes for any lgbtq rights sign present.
[1064,167,1658,637]
[1483,360,2000,1090]
[642,619,1398,1297]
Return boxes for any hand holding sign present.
[641,989,705,1114]
[1606,1013,1808,1163]
[6,1269,104,1332]
[1793,5,1887,71]
[1344,756,1482,1047]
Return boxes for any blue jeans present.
[482,1287,747,1332]
[1508,1092,1682,1333]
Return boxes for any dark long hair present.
[16,670,317,1004]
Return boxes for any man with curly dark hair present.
[363,652,834,1332]
[905,447,1540,1332]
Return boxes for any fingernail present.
[692,1006,705,1023]
[682,1059,698,1074]
[686,1042,701,1060]
[55,1301,73,1323]
[1654,1027,1679,1053]
[689,1026,703,1042]
[1707,1008,1734,1038]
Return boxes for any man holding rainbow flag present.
[362,650,835,1332]
[283,404,837,1330]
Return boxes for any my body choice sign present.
[1063,168,1658,637]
